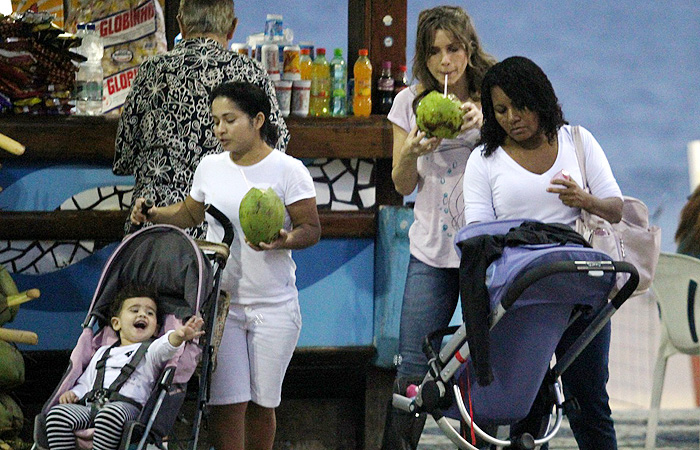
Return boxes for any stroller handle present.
[502,259,639,311]
[205,204,234,247]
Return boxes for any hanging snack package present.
[65,0,167,114]
[11,0,66,29]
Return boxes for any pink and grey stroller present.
[392,219,639,449]
[33,222,232,450]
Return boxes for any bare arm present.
[548,179,623,223]
[391,124,440,196]
[131,196,206,229]
[257,197,321,250]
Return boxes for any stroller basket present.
[392,220,639,450]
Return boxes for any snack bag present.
[66,0,167,114]
[11,0,65,28]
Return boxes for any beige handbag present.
[572,125,661,296]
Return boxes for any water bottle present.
[353,48,372,117]
[329,48,347,117]
[309,48,330,117]
[378,60,394,114]
[75,23,104,115]
[70,23,88,58]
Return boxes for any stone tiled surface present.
[418,409,700,449]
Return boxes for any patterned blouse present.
[113,37,289,238]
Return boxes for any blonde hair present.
[412,5,495,107]
[178,0,235,37]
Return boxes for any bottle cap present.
[316,48,326,55]
[399,65,407,71]
[334,48,343,56]
[86,23,96,31]
[359,48,368,56]
[382,60,391,69]
[300,48,310,54]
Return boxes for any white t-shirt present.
[190,150,316,304]
[388,86,481,268]
[71,330,180,406]
[463,125,622,226]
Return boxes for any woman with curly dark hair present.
[463,56,623,450]
[676,185,700,257]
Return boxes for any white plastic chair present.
[645,252,700,449]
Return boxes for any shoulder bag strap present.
[571,125,589,191]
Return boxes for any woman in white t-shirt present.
[463,56,622,450]
[382,6,496,449]
[130,81,321,450]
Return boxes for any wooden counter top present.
[0,114,393,162]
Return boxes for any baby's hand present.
[59,390,79,404]
[171,316,205,345]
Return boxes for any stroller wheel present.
[510,433,535,450]
[419,379,443,413]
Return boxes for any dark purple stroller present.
[392,219,639,449]
[33,220,232,450]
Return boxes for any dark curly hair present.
[109,284,159,322]
[210,81,279,148]
[479,56,566,157]
[676,185,700,255]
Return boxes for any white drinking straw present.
[237,166,252,189]
[444,74,448,96]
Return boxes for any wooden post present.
[348,0,407,115]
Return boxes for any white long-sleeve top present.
[70,330,181,406]
[463,125,622,227]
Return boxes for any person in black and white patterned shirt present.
[113,0,289,239]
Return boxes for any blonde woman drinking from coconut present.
[382,5,495,449]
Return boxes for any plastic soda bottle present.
[394,64,408,98]
[378,60,394,114]
[309,47,330,117]
[299,48,313,81]
[329,48,347,117]
[353,48,372,117]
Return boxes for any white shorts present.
[209,298,301,408]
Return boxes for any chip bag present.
[66,0,167,114]
[11,0,65,28]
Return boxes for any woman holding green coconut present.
[131,81,320,450]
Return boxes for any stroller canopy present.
[86,225,215,327]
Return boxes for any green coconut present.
[0,393,23,439]
[239,187,285,246]
[0,340,23,391]
[416,91,463,139]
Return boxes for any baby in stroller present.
[45,284,204,450]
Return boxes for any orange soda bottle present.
[353,48,372,117]
[299,48,313,81]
